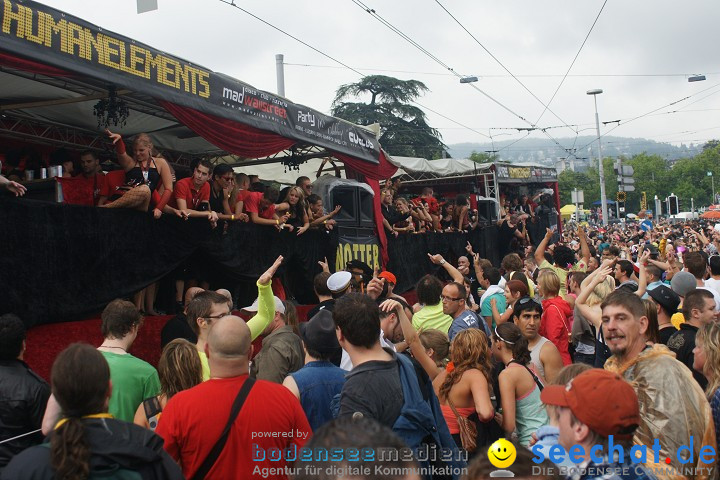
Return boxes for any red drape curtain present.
[0,52,72,77]
[333,150,398,266]
[159,101,295,158]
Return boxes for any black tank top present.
[124,158,160,192]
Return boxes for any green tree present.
[469,151,498,163]
[331,75,447,158]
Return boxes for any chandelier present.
[282,147,305,172]
[94,86,129,128]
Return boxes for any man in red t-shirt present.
[166,159,217,224]
[244,186,289,227]
[156,314,311,480]
[63,151,106,206]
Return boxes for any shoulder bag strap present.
[550,304,570,333]
[509,360,544,391]
[191,377,256,480]
[446,395,462,419]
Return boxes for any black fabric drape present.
[0,198,338,327]
[387,227,500,293]
[1,197,501,326]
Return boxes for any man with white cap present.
[327,271,353,298]
[247,295,304,384]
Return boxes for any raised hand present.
[258,256,283,285]
[428,253,445,265]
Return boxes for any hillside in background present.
[448,136,702,164]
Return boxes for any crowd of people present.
[5,132,720,479]
[4,195,720,479]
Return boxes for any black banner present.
[386,228,500,293]
[0,197,338,327]
[0,0,380,164]
[335,234,380,272]
[0,197,501,327]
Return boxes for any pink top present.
[441,404,478,434]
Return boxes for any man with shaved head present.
[156,314,311,479]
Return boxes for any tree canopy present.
[559,143,720,213]
[331,75,447,159]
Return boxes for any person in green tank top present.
[492,322,549,447]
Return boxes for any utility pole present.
[275,54,285,97]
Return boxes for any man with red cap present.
[540,369,655,480]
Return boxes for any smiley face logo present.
[488,438,517,469]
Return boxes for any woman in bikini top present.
[105,130,174,218]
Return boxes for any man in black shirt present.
[0,314,49,472]
[380,189,405,237]
[306,272,335,319]
[335,294,403,426]
[667,289,716,389]
[648,285,680,345]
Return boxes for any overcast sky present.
[41,0,720,156]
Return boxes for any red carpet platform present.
[25,305,318,381]
[24,292,418,382]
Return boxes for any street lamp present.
[688,74,706,82]
[460,76,478,84]
[587,89,608,226]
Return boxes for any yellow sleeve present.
[247,281,275,341]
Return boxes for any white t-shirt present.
[704,277,720,298]
[340,332,396,371]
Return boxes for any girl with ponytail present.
[492,323,549,446]
[2,343,182,479]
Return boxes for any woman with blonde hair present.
[432,329,498,453]
[537,270,572,365]
[419,329,450,369]
[134,339,203,430]
[103,130,174,218]
[693,322,720,443]
[276,186,310,235]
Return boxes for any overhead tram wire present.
[534,0,608,127]
[433,0,577,136]
[350,0,581,160]
[284,63,720,79]
[577,80,720,151]
[217,0,490,140]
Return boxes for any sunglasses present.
[517,296,542,308]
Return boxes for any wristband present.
[115,140,126,155]
[440,259,446,265]
[323,220,327,224]
[276,219,279,225]
[231,214,235,221]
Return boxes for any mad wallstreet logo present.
[222,86,288,119]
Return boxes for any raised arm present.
[635,250,650,298]
[535,228,553,266]
[577,225,591,266]
[247,256,283,340]
[576,265,612,328]
[428,253,463,283]
[105,129,133,169]
[381,299,441,380]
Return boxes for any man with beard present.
[602,291,716,480]
[511,298,564,384]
